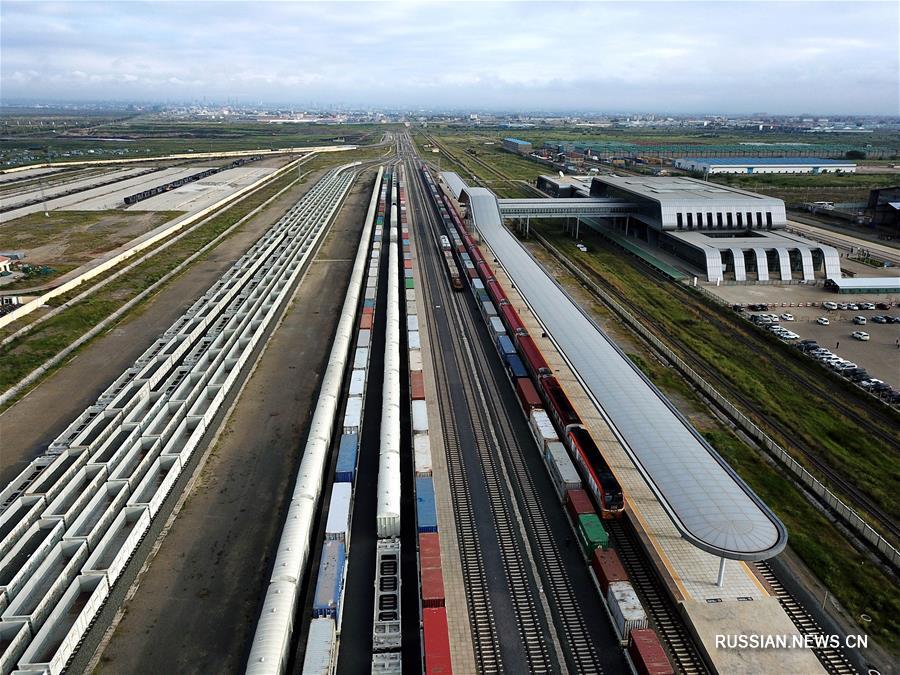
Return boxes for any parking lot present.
[743,305,900,390]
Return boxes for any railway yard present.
[0,129,897,675]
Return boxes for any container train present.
[122,155,262,205]
[418,165,673,674]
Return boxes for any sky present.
[2,1,898,115]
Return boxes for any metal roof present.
[594,176,783,207]
[681,157,856,166]
[827,276,900,290]
[439,171,468,200]
[504,137,531,145]
[456,177,787,560]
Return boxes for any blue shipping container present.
[416,476,438,533]
[497,334,516,356]
[335,433,358,483]
[363,298,375,308]
[505,353,528,379]
[312,541,346,619]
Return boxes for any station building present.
[674,157,857,174]
[502,138,533,155]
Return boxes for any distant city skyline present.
[2,1,898,115]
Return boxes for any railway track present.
[754,562,859,675]
[604,518,709,675]
[533,230,900,546]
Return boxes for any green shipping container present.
[405,279,415,289]
[577,513,609,554]
[474,288,489,302]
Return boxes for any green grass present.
[0,148,373,399]
[533,225,900,527]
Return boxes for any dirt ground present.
[91,170,374,674]
[0,163,358,488]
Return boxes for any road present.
[404,138,628,673]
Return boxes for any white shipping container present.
[414,434,432,476]
[405,289,416,303]
[353,347,369,370]
[545,442,581,501]
[489,316,505,336]
[407,315,419,332]
[301,618,336,675]
[348,369,366,397]
[325,483,352,545]
[357,329,371,349]
[17,573,109,675]
[411,400,429,433]
[472,278,485,290]
[529,410,557,452]
[408,331,420,349]
[406,301,417,316]
[408,350,423,372]
[606,581,648,641]
[342,396,363,434]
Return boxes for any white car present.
[852,331,870,341]
[816,317,830,325]
[861,302,876,310]
[853,316,867,325]
[823,301,838,310]
[780,313,794,321]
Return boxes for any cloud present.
[0,1,897,114]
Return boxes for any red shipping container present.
[421,566,445,607]
[410,371,426,400]
[419,532,441,567]
[466,268,479,279]
[629,629,674,675]
[359,314,373,330]
[591,548,628,593]
[423,607,452,674]
[404,259,413,269]
[565,489,595,520]
[362,306,375,315]
[514,377,542,411]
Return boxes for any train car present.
[442,251,463,291]
[498,302,527,336]
[515,334,551,380]
[629,629,675,675]
[439,235,451,252]
[566,426,625,518]
[514,377,542,412]
[539,376,583,432]
[485,277,509,308]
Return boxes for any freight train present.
[122,155,263,205]
[418,164,672,674]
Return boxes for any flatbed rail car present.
[122,155,263,205]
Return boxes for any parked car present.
[780,313,794,321]
[816,317,830,325]
[887,316,900,324]
[838,303,850,310]
[853,316,867,325]
[860,379,884,389]
[848,304,860,311]
[872,315,888,324]
[860,302,876,310]
[823,301,838,311]
[876,302,891,310]
[732,304,744,313]
[851,331,870,341]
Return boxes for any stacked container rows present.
[0,166,361,675]
[420,165,674,675]
[399,167,453,675]
[301,169,391,675]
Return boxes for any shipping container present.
[409,350,423,372]
[405,279,414,289]
[349,369,366,397]
[325,483,352,544]
[410,371,426,400]
[545,441,581,500]
[497,334,516,356]
[629,628,674,675]
[407,316,419,332]
[472,278,485,290]
[505,353,528,379]
[591,548,629,594]
[360,314,373,330]
[312,541,346,619]
[412,400,428,432]
[343,396,362,434]
[357,329,372,349]
[406,301,417,316]
[481,301,498,319]
[335,433,358,483]
[363,298,376,308]
[404,269,413,279]
[577,513,609,554]
[565,489,595,521]
[607,581,648,641]
[418,532,441,567]
[528,409,557,452]
[414,434,432,476]
[416,477,438,533]
[422,607,452,674]
[406,289,416,302]
[302,618,336,675]
[474,287,489,303]
[353,347,369,370]
[408,331,421,350]
[514,378,542,411]
[421,565,445,608]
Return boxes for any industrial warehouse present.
[673,157,858,174]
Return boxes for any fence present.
[535,232,900,571]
